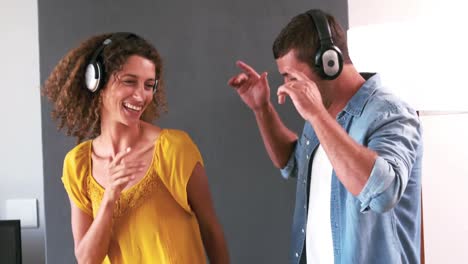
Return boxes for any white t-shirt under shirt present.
[306,144,335,263]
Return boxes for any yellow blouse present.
[62,129,206,263]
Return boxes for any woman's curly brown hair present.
[42,32,167,143]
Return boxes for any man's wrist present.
[306,106,328,124]
[253,102,273,117]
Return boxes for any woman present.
[43,32,229,263]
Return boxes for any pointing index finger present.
[236,60,260,78]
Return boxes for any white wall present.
[348,0,468,262]
[420,114,468,263]
[348,0,468,112]
[0,1,45,263]
[348,0,422,27]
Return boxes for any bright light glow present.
[347,11,468,112]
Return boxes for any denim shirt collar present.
[340,72,380,117]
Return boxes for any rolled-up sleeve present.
[280,149,298,180]
[357,106,422,213]
[280,141,299,180]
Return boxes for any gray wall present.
[0,1,45,263]
[39,0,347,263]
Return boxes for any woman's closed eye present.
[121,79,154,91]
[122,79,137,86]
[144,82,155,91]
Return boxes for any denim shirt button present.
[295,253,299,258]
[301,228,305,233]
[306,155,309,160]
[306,140,310,145]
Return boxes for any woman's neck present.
[97,120,144,157]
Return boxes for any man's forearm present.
[254,102,298,168]
[307,109,377,195]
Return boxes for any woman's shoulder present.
[62,140,92,188]
[159,128,194,146]
[153,128,200,160]
[64,140,92,165]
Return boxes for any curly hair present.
[42,32,167,143]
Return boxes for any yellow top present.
[62,129,206,263]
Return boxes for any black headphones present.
[306,9,343,80]
[84,32,159,93]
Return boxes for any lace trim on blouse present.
[85,131,164,219]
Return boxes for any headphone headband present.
[307,10,333,47]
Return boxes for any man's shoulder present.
[364,86,417,118]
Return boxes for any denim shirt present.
[281,73,422,264]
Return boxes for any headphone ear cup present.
[307,9,344,80]
[85,62,101,92]
[314,49,325,77]
[315,47,343,80]
[322,48,342,78]
[152,79,159,95]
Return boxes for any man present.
[228,9,422,264]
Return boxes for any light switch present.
[5,199,38,228]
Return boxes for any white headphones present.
[84,33,159,93]
[85,37,113,92]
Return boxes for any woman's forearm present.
[75,195,115,264]
[201,222,230,264]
